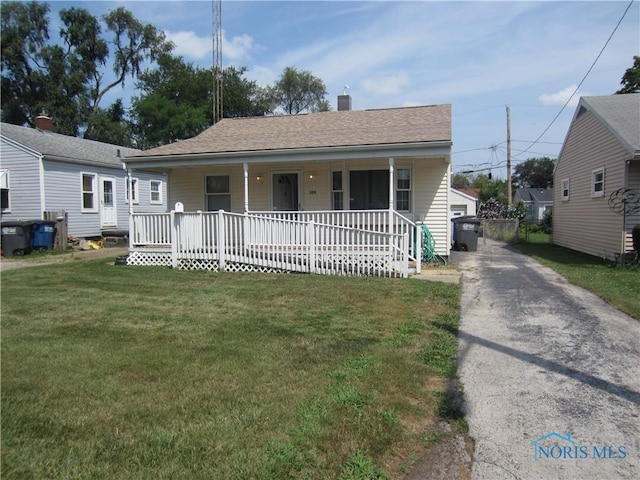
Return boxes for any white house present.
[450,188,478,218]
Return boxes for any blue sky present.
[48,1,639,176]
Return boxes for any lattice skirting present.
[127,250,172,267]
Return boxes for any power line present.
[515,0,635,159]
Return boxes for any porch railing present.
[129,210,412,277]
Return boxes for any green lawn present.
[512,234,640,320]
[1,259,461,479]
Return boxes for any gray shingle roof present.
[132,104,452,158]
[580,94,640,155]
[514,188,554,203]
[0,122,140,168]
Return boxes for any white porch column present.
[126,167,134,250]
[388,157,395,230]
[243,162,249,213]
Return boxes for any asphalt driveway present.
[458,239,639,480]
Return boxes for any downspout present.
[243,162,249,213]
[123,161,133,250]
[38,155,46,217]
[388,157,395,225]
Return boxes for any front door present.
[100,177,117,227]
[272,173,299,211]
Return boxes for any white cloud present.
[224,32,261,62]
[165,29,260,62]
[361,72,411,96]
[539,85,582,107]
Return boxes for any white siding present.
[0,140,43,221]
[554,109,628,260]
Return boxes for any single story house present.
[122,96,452,277]
[553,94,640,260]
[450,187,478,218]
[513,187,553,222]
[1,117,168,238]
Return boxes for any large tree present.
[616,55,640,94]
[273,66,329,114]
[512,157,555,189]
[1,2,171,137]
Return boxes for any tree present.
[273,66,329,114]
[84,99,134,147]
[471,173,507,203]
[1,2,172,137]
[512,157,555,190]
[451,172,471,189]
[616,55,640,94]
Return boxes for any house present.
[450,187,478,218]
[513,187,553,222]
[122,96,452,276]
[553,94,640,260]
[0,117,167,238]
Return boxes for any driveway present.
[458,239,640,479]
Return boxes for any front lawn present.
[1,259,461,479]
[512,234,640,320]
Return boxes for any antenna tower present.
[212,0,223,123]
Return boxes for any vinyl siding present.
[168,156,450,255]
[554,108,629,260]
[0,140,43,220]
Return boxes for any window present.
[81,173,97,211]
[332,170,343,210]
[561,179,570,201]
[1,169,9,211]
[150,180,162,204]
[591,168,605,197]
[396,168,411,211]
[349,170,389,210]
[205,175,231,211]
[126,178,139,204]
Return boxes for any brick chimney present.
[35,113,53,132]
[337,94,352,111]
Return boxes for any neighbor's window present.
[81,173,97,211]
[591,168,605,197]
[150,180,162,204]
[561,179,570,201]
[0,169,9,211]
[126,177,139,204]
[349,170,389,210]
[396,168,411,211]
[205,175,231,211]
[332,170,343,210]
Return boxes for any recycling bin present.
[452,216,481,252]
[1,221,33,257]
[31,220,57,252]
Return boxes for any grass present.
[512,232,640,320]
[1,258,461,479]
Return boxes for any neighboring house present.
[122,96,452,276]
[553,94,640,260]
[0,118,167,238]
[450,187,478,218]
[513,187,553,222]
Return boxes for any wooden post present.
[43,210,68,251]
[217,210,226,271]
[171,210,178,268]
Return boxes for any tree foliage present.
[512,157,555,189]
[451,172,471,189]
[273,66,329,114]
[616,55,640,94]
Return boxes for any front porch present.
[127,209,432,278]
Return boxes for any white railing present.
[130,210,411,277]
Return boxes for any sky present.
[46,1,639,177]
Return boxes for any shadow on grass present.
[509,240,608,267]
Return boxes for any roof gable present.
[514,188,554,203]
[133,104,452,158]
[0,122,139,168]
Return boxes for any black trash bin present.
[1,221,33,257]
[451,216,481,252]
[31,220,57,252]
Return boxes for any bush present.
[541,210,552,234]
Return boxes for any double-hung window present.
[396,168,411,211]
[150,180,162,204]
[591,168,605,197]
[1,169,9,212]
[81,173,98,212]
[126,178,139,204]
[205,175,231,211]
[561,179,570,201]
[332,171,344,210]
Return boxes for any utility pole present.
[212,0,223,124]
[506,105,512,206]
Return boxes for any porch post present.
[243,162,249,213]
[126,167,134,250]
[388,157,395,230]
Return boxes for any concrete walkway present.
[458,239,640,480]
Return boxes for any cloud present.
[539,85,582,107]
[224,32,262,62]
[165,29,261,63]
[361,72,410,96]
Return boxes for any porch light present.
[308,174,316,184]
[255,175,263,185]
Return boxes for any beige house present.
[553,94,640,260]
[122,97,452,276]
